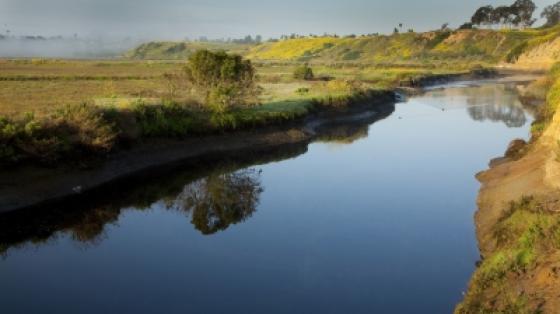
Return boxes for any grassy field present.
[0,56,459,166]
[0,59,458,116]
[7,25,560,116]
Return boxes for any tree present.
[542,2,560,27]
[459,22,474,30]
[511,0,537,27]
[185,50,258,112]
[293,64,314,80]
[471,5,494,27]
[492,6,515,27]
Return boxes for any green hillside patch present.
[126,42,253,60]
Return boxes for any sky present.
[0,0,558,40]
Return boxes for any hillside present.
[247,30,535,64]
[126,27,560,68]
[125,41,253,60]
[514,26,560,70]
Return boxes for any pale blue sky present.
[0,0,557,39]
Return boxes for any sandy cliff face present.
[516,37,560,71]
[476,106,560,255]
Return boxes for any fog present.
[0,37,144,59]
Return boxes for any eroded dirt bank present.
[457,83,560,312]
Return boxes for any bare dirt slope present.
[477,104,560,255]
[516,37,560,71]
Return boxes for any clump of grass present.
[132,101,196,137]
[295,87,310,95]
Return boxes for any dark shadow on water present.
[0,104,394,256]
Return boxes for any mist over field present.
[0,37,143,58]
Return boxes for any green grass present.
[457,196,560,313]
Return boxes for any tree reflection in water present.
[465,84,529,128]
[170,169,263,235]
[0,167,264,256]
[426,84,533,128]
[467,104,527,128]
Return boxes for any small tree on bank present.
[185,50,258,113]
[293,64,314,81]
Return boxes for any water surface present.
[0,80,536,314]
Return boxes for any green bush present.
[293,64,314,80]
[185,49,258,112]
[0,104,117,165]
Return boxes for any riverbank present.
[457,67,560,313]
[0,93,396,213]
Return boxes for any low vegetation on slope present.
[126,41,252,60]
[246,29,546,65]
[456,196,560,313]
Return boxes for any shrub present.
[48,104,116,154]
[293,64,314,80]
[295,87,310,95]
[185,50,258,113]
[0,104,117,165]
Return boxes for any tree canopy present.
[542,2,560,27]
[470,0,536,28]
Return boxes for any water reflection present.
[0,107,392,256]
[0,166,266,257]
[467,103,526,127]
[170,169,263,235]
[465,84,529,127]
[425,83,535,127]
